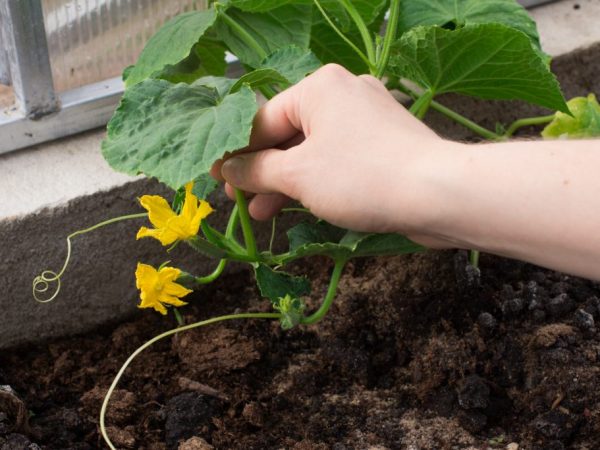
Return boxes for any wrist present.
[397,138,469,248]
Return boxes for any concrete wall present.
[1,0,599,349]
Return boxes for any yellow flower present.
[137,182,214,246]
[135,263,192,315]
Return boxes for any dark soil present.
[1,251,600,450]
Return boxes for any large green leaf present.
[310,1,388,75]
[398,0,541,48]
[154,39,227,84]
[254,264,311,303]
[102,79,258,189]
[310,20,369,74]
[230,68,290,93]
[282,221,424,263]
[215,4,313,68]
[389,24,569,113]
[542,94,600,139]
[229,47,321,92]
[125,10,218,87]
[260,46,322,84]
[229,0,311,12]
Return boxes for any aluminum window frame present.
[0,0,560,155]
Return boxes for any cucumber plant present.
[32,1,599,448]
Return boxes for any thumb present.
[221,148,299,197]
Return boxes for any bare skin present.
[212,64,600,280]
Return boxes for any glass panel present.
[41,0,208,92]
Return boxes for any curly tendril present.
[32,213,148,303]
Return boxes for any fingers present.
[249,193,291,221]
[221,147,300,198]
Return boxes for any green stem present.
[375,0,400,79]
[504,114,555,138]
[396,81,501,140]
[469,250,480,269]
[195,259,227,284]
[217,9,268,61]
[409,90,434,119]
[338,0,377,70]
[313,0,374,71]
[186,236,228,259]
[194,203,244,285]
[235,188,259,260]
[32,213,147,303]
[226,204,240,239]
[269,216,277,254]
[281,207,312,214]
[100,312,282,450]
[173,308,185,327]
[301,259,346,325]
[430,100,503,141]
[259,85,278,100]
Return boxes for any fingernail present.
[222,157,244,186]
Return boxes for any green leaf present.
[288,221,346,252]
[154,39,227,84]
[310,1,388,74]
[344,232,425,257]
[254,264,311,303]
[310,20,369,74]
[215,4,313,68]
[319,0,389,30]
[389,24,569,113]
[193,76,238,97]
[283,221,424,263]
[230,68,290,93]
[102,79,258,189]
[192,173,219,199]
[229,0,311,13]
[542,94,600,139]
[398,0,541,49]
[125,10,218,87]
[260,46,322,84]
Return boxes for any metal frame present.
[0,0,561,156]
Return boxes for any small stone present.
[550,282,569,296]
[178,437,214,450]
[583,296,600,318]
[574,309,594,330]
[478,312,497,332]
[105,426,136,449]
[545,294,575,317]
[457,375,490,409]
[506,443,519,450]
[532,410,576,440]
[501,298,524,316]
[458,409,487,433]
[0,434,32,450]
[242,401,264,427]
[525,280,538,302]
[164,393,221,448]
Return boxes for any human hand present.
[211,64,457,245]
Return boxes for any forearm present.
[423,139,600,280]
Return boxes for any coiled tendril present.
[32,213,147,303]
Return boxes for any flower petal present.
[189,200,214,234]
[158,267,182,282]
[139,195,176,228]
[135,263,158,290]
[163,281,193,298]
[158,293,188,308]
[181,183,199,223]
[137,225,179,246]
